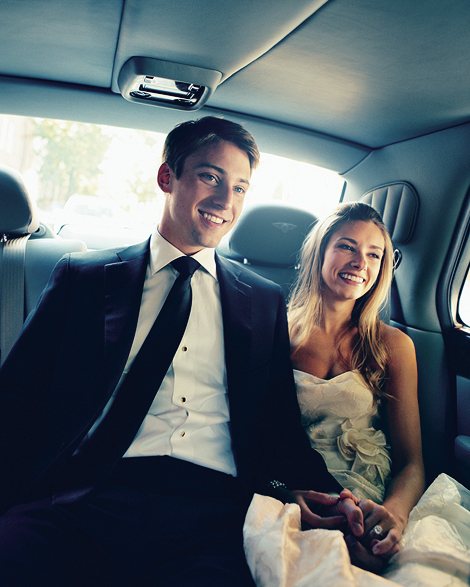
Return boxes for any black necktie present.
[63,256,200,497]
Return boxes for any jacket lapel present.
[217,254,253,377]
[216,255,254,465]
[104,239,150,396]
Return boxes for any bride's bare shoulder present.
[381,323,416,360]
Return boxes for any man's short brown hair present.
[162,116,260,178]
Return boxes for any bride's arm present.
[361,326,425,557]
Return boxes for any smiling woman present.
[321,221,385,305]
[244,202,470,586]
[0,113,344,249]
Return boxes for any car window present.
[458,269,470,326]
[0,113,344,249]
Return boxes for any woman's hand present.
[356,497,403,558]
[339,492,402,573]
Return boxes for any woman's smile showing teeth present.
[321,221,384,303]
[339,272,365,284]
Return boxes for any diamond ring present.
[371,524,384,538]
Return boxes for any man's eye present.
[234,186,246,195]
[201,173,217,182]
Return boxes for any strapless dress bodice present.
[294,369,391,502]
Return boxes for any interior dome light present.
[118,57,222,111]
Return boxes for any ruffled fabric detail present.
[336,422,392,500]
[295,370,391,502]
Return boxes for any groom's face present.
[157,140,252,256]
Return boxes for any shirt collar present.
[149,229,218,280]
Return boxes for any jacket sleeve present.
[0,255,71,506]
[254,287,342,495]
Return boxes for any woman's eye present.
[234,186,246,195]
[339,244,353,251]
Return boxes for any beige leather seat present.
[0,164,86,365]
[217,201,318,299]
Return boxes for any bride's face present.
[321,220,385,303]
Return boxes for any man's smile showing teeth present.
[201,211,225,225]
[339,273,365,284]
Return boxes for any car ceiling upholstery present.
[1,0,470,165]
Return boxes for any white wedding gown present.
[243,370,470,587]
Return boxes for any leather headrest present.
[219,202,317,266]
[0,164,39,236]
[361,182,419,245]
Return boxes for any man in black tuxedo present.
[0,116,363,586]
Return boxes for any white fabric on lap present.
[244,493,395,586]
[244,475,470,586]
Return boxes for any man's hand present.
[287,488,364,534]
[345,535,387,574]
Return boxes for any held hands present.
[288,488,364,535]
[287,489,402,573]
[346,497,403,572]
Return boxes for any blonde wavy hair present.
[288,202,394,397]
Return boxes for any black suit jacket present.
[0,239,340,510]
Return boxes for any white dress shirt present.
[120,230,237,477]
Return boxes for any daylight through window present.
[0,114,344,249]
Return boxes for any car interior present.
[1,0,470,507]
